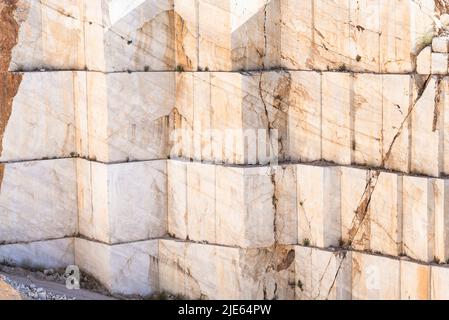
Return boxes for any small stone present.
[433,36,449,53]
[417,46,432,74]
[441,14,449,28]
[431,52,449,74]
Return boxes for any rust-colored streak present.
[0,0,20,72]
[0,0,21,192]
[0,73,22,156]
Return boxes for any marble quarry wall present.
[3,0,449,299]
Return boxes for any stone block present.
[273,165,298,245]
[431,53,449,74]
[416,46,432,74]
[432,36,449,53]
[400,260,430,300]
[173,71,290,165]
[297,164,341,248]
[0,71,85,162]
[353,73,383,167]
[78,159,167,244]
[6,0,85,71]
[288,71,322,162]
[369,171,401,256]
[340,166,370,250]
[186,162,216,242]
[348,0,381,72]
[432,179,449,263]
[74,238,159,296]
[352,251,400,300]
[295,246,352,300]
[441,77,449,176]
[402,176,435,262]
[431,265,449,299]
[379,0,435,73]
[0,159,77,243]
[321,72,352,165]
[215,166,275,248]
[85,0,177,72]
[382,74,411,172]
[0,238,74,269]
[167,160,188,239]
[158,240,295,300]
[279,0,313,70]
[86,72,174,163]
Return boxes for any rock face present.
[2,0,449,300]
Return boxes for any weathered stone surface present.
[433,36,449,53]
[158,240,295,300]
[7,0,85,71]
[340,166,371,250]
[431,264,449,299]
[295,246,351,300]
[417,46,432,74]
[273,165,298,245]
[400,260,430,300]
[78,159,167,244]
[1,71,84,162]
[353,73,383,167]
[369,171,401,256]
[411,76,441,177]
[402,176,435,262]
[167,161,274,247]
[74,238,159,296]
[297,165,341,248]
[0,159,77,243]
[431,53,449,74]
[0,238,74,269]
[87,72,173,163]
[352,251,400,300]
[381,74,411,173]
[321,72,351,165]
[288,71,322,162]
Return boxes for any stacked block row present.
[5,71,449,177]
[5,0,438,73]
[3,159,449,266]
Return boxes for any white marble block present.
[353,73,383,167]
[433,36,449,53]
[77,159,167,244]
[167,161,275,248]
[158,240,295,300]
[321,72,352,165]
[288,71,322,162]
[85,0,185,72]
[86,72,174,163]
[340,166,371,250]
[74,238,159,296]
[0,238,75,269]
[369,172,401,256]
[431,53,449,74]
[402,176,435,262]
[215,166,275,248]
[0,71,85,162]
[297,164,341,248]
[6,0,85,71]
[0,159,77,243]
[431,265,449,299]
[417,46,432,74]
[273,165,298,245]
[295,246,352,300]
[400,260,430,300]
[351,251,400,300]
[382,74,411,173]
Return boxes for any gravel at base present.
[0,274,75,300]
